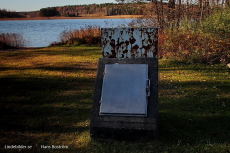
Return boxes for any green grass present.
[0,46,230,152]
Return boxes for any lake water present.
[0,19,133,47]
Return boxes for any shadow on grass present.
[1,47,229,152]
[0,63,97,72]
[39,66,96,72]
[79,76,230,152]
[0,46,101,152]
[159,60,229,73]
[158,77,230,146]
[0,75,94,146]
[158,112,230,145]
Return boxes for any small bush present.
[159,30,230,64]
[53,25,101,46]
[0,33,26,49]
[159,7,230,64]
[49,41,64,46]
[201,7,230,39]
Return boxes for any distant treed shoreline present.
[0,2,147,19]
[0,15,143,21]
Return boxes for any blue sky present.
[0,0,117,12]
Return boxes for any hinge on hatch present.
[146,79,150,97]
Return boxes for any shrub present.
[159,30,230,64]
[159,7,230,64]
[54,25,101,46]
[201,7,230,39]
[0,33,26,49]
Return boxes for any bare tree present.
[114,0,228,28]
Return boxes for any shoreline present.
[0,15,143,21]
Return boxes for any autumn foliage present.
[158,7,230,64]
[159,30,230,64]
[50,25,101,46]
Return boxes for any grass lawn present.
[0,46,229,152]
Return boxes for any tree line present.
[39,8,59,17]
[2,0,229,20]
[24,3,147,18]
[116,0,230,28]
[0,3,147,18]
[0,9,25,18]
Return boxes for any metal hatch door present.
[99,64,149,116]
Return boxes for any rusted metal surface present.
[101,28,158,58]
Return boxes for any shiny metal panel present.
[99,64,148,116]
